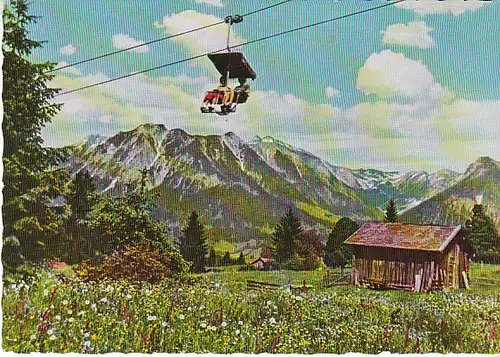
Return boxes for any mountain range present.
[63,123,500,246]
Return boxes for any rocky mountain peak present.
[465,156,500,178]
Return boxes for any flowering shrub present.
[73,245,188,284]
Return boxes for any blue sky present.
[26,0,499,172]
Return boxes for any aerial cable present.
[49,0,292,73]
[55,0,404,97]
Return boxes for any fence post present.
[352,254,358,285]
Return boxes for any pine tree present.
[66,170,97,263]
[237,252,246,265]
[465,204,499,262]
[208,248,217,267]
[2,1,68,264]
[384,199,398,223]
[222,251,231,266]
[179,211,208,272]
[325,217,359,269]
[88,168,171,256]
[272,207,303,263]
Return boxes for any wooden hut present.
[250,257,275,271]
[344,222,474,292]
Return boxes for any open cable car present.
[201,15,256,116]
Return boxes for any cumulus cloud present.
[112,33,149,53]
[395,0,491,16]
[325,86,340,98]
[195,0,223,7]
[382,21,435,48]
[54,61,82,76]
[60,44,76,56]
[154,10,245,55]
[356,50,447,100]
[347,47,499,170]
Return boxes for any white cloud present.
[348,48,500,171]
[154,10,245,55]
[356,50,446,100]
[439,100,500,140]
[382,21,435,49]
[325,86,340,98]
[54,61,82,76]
[112,33,149,53]
[395,0,491,16]
[195,0,223,7]
[60,44,76,56]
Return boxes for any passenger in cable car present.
[202,76,233,110]
[233,77,250,103]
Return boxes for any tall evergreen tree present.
[179,211,207,273]
[237,252,246,265]
[272,207,303,263]
[65,170,97,263]
[2,1,68,264]
[465,204,499,262]
[222,251,231,266]
[88,168,170,256]
[207,248,217,267]
[325,217,359,269]
[384,199,398,223]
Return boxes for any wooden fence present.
[246,280,281,291]
[246,280,313,291]
[322,271,352,288]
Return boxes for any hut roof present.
[344,222,462,252]
[250,257,274,264]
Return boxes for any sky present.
[25,0,499,173]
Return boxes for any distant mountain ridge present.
[400,156,500,228]
[63,124,500,243]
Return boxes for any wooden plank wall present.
[353,256,453,292]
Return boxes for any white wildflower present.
[179,314,185,320]
[147,315,157,321]
[55,315,61,321]
[62,300,69,305]
[236,329,240,336]
[100,297,108,303]
[162,321,168,327]
[269,317,276,324]
[200,322,207,328]
[84,300,90,305]
[221,321,227,327]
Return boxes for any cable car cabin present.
[201,52,256,115]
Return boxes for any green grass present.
[296,201,340,226]
[2,264,499,353]
[200,266,333,287]
[468,262,500,294]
